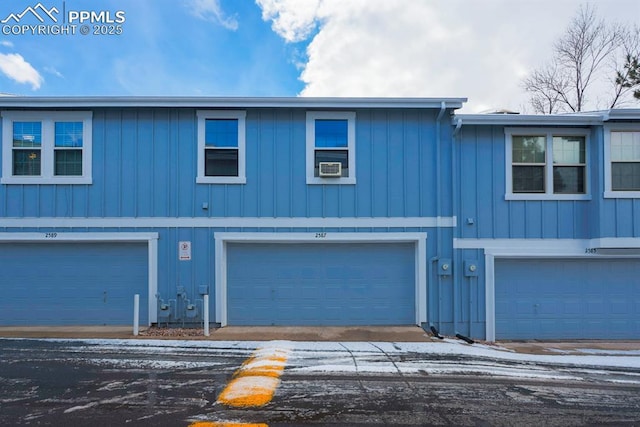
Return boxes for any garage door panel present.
[0,242,148,326]
[496,258,640,339]
[227,242,415,326]
[563,300,580,314]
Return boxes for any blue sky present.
[0,0,639,112]
[0,0,307,97]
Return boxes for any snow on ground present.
[35,339,640,382]
[20,337,640,383]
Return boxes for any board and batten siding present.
[452,124,640,240]
[1,108,454,220]
[0,105,459,329]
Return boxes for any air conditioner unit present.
[319,162,342,177]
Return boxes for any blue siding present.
[456,125,604,240]
[3,102,637,338]
[226,242,415,326]
[0,107,451,220]
[0,98,458,329]
[456,124,640,240]
[0,242,147,326]
[495,258,640,339]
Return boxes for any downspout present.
[428,255,439,332]
[453,117,463,137]
[435,102,446,246]
[452,117,462,337]
[430,102,446,333]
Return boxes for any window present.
[197,110,246,184]
[505,128,589,200]
[1,111,92,184]
[306,111,356,184]
[605,127,640,197]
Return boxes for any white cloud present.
[299,1,469,98]
[188,0,238,30]
[255,0,320,42]
[0,53,43,90]
[1,41,14,48]
[256,0,640,113]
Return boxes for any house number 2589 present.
[45,232,58,238]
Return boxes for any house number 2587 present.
[315,232,327,238]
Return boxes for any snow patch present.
[64,401,98,413]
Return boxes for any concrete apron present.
[0,325,432,342]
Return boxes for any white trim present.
[215,236,226,326]
[454,237,640,253]
[1,111,93,185]
[505,128,591,201]
[196,110,246,184]
[148,237,158,324]
[306,111,356,185]
[454,237,640,342]
[454,238,591,253]
[0,216,456,229]
[0,232,157,242]
[603,124,640,198]
[214,232,428,327]
[484,253,495,342]
[0,232,159,325]
[592,237,640,248]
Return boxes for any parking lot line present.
[216,346,290,408]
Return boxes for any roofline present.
[452,113,604,126]
[0,96,467,109]
[603,109,640,121]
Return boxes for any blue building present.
[453,109,640,340]
[0,97,638,341]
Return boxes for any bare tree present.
[522,62,570,114]
[523,4,639,113]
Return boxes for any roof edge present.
[604,109,640,121]
[0,96,467,109]
[453,113,604,126]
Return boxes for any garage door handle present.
[103,291,107,303]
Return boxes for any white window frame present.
[1,111,92,184]
[505,128,590,200]
[306,111,356,185]
[604,124,640,198]
[196,110,246,184]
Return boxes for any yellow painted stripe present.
[216,346,290,408]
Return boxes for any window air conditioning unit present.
[319,162,342,177]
